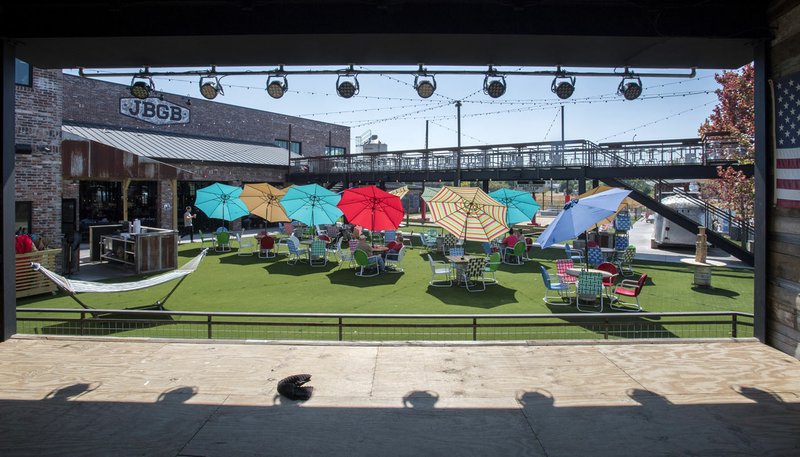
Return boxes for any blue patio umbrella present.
[279,183,343,228]
[194,182,250,222]
[536,187,632,249]
[489,188,541,226]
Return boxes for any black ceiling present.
[4,1,769,70]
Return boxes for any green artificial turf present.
[16,234,754,340]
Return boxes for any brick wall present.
[14,69,63,249]
[62,75,350,157]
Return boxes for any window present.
[275,139,302,155]
[325,146,346,156]
[15,143,32,155]
[15,201,32,234]
[15,59,32,86]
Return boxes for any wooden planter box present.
[16,248,61,298]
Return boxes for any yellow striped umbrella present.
[240,183,291,222]
[427,187,508,242]
[389,185,409,199]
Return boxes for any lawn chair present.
[236,233,255,256]
[286,237,308,265]
[540,265,572,306]
[215,231,231,252]
[421,233,438,251]
[259,235,276,258]
[462,257,487,292]
[309,240,328,267]
[441,233,458,255]
[596,262,619,298]
[616,245,636,276]
[427,254,452,287]
[564,243,584,265]
[503,241,526,265]
[449,247,465,257]
[483,252,501,285]
[198,230,215,249]
[336,239,355,270]
[383,230,396,243]
[611,273,647,312]
[576,271,604,312]
[555,259,578,286]
[353,249,381,277]
[385,246,406,273]
[587,246,603,268]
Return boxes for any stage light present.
[336,74,360,98]
[414,74,437,98]
[551,75,576,99]
[199,75,224,100]
[266,75,288,99]
[129,74,155,99]
[618,75,643,100]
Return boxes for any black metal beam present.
[753,41,768,342]
[2,40,16,341]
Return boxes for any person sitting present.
[283,222,295,236]
[385,235,404,261]
[318,234,331,244]
[15,233,37,254]
[353,225,362,239]
[500,229,519,256]
[356,235,385,271]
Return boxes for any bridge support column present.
[482,180,489,192]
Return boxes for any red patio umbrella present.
[338,186,405,235]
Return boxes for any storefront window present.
[15,201,32,234]
[275,139,302,155]
[127,181,158,228]
[79,181,122,239]
[178,181,216,232]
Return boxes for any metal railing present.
[17,309,754,342]
[291,136,741,177]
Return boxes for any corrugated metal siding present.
[62,125,300,166]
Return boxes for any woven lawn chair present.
[353,249,380,277]
[383,230,396,243]
[427,254,452,287]
[309,240,328,267]
[462,257,487,292]
[286,237,308,265]
[614,233,629,251]
[449,247,465,257]
[441,233,457,255]
[555,259,578,286]
[576,271,604,312]
[596,262,619,297]
[540,265,572,306]
[587,246,603,268]
[616,245,637,276]
[236,233,255,256]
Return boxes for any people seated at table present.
[356,235,385,271]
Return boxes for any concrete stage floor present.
[1,338,798,456]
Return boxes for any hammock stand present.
[31,248,208,311]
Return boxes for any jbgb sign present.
[119,98,190,125]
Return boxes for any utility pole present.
[456,100,462,186]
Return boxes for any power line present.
[595,101,716,142]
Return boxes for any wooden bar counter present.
[92,225,178,275]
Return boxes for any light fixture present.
[551,68,575,99]
[618,72,643,100]
[336,72,359,98]
[266,75,288,99]
[414,65,437,98]
[199,74,224,100]
[483,66,506,98]
[129,74,155,99]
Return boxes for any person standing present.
[183,206,196,242]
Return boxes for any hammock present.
[31,248,208,310]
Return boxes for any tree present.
[698,64,754,231]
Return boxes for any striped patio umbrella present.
[426,187,508,242]
[389,185,409,200]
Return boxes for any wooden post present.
[122,178,131,221]
[170,179,178,231]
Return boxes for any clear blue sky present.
[68,65,732,153]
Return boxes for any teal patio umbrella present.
[194,182,250,224]
[279,184,343,229]
[489,188,540,226]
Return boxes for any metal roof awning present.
[62,125,301,167]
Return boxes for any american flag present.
[776,72,800,208]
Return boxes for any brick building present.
[14,70,350,252]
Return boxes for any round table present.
[566,267,614,278]
[680,258,726,288]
